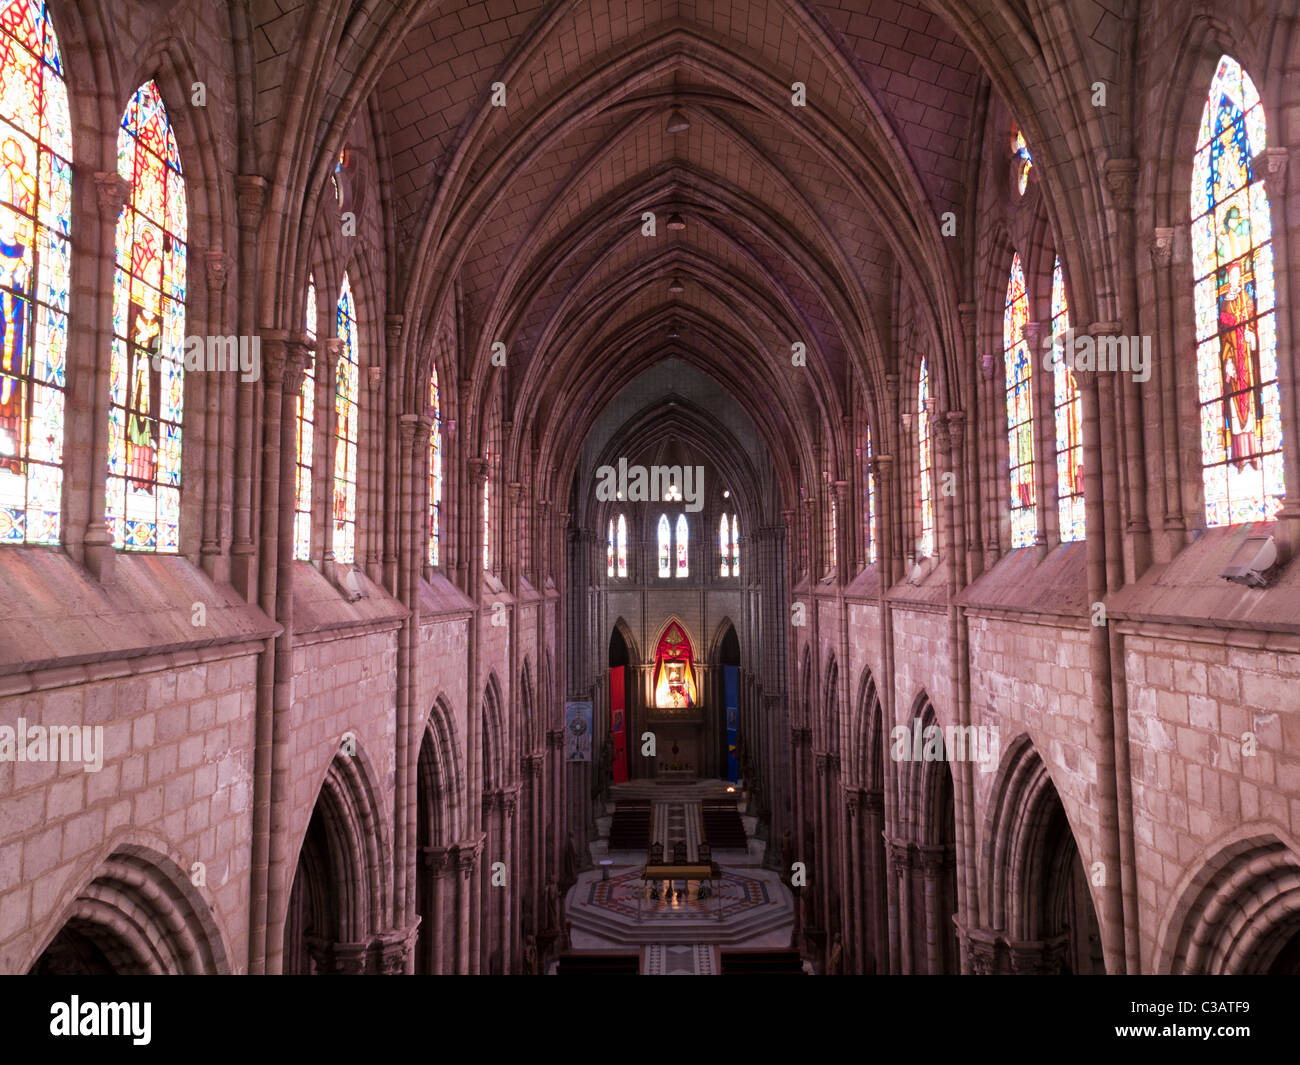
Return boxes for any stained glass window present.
[1004,253,1036,547]
[616,513,627,577]
[675,513,688,577]
[864,424,877,564]
[292,276,316,561]
[606,518,614,577]
[482,445,490,571]
[0,0,69,545]
[1012,124,1033,195]
[828,494,838,571]
[428,367,441,567]
[332,273,359,564]
[107,81,186,552]
[1051,256,1085,542]
[918,358,934,558]
[657,513,670,577]
[731,514,738,577]
[719,513,730,577]
[1193,55,1284,525]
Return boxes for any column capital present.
[202,248,234,291]
[421,846,451,875]
[1149,227,1174,267]
[235,174,267,225]
[1261,146,1289,181]
[1103,156,1139,209]
[93,171,129,218]
[547,729,564,750]
[385,313,404,347]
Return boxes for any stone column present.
[422,846,448,974]
[814,752,830,944]
[1147,227,1186,557]
[454,844,475,974]
[230,175,266,599]
[888,838,911,975]
[1261,148,1300,561]
[500,791,515,973]
[846,790,862,974]
[200,249,233,581]
[81,173,129,578]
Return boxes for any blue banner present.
[723,665,739,782]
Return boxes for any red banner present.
[609,666,627,783]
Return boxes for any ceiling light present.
[666,212,686,231]
[666,107,690,134]
[668,276,684,294]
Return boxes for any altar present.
[650,622,705,777]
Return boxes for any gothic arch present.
[1157,828,1300,974]
[852,668,885,794]
[283,744,393,974]
[418,695,465,846]
[979,734,1104,973]
[482,671,507,792]
[27,842,230,975]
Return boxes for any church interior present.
[2,0,1300,978]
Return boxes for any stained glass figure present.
[1051,256,1085,542]
[482,445,490,571]
[1004,253,1037,547]
[0,0,69,545]
[293,275,316,560]
[731,514,738,576]
[719,512,730,577]
[429,367,441,566]
[675,513,688,577]
[616,512,627,577]
[1193,55,1284,525]
[918,357,934,558]
[657,513,670,577]
[333,273,359,563]
[865,424,877,564]
[606,518,614,577]
[108,81,185,551]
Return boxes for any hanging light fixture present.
[666,107,690,134]
[668,276,684,294]
[666,212,686,231]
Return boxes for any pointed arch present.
[916,356,934,558]
[1190,55,1283,525]
[1158,829,1300,974]
[27,842,229,974]
[0,0,71,546]
[284,743,393,973]
[1004,252,1036,548]
[107,79,186,552]
[481,671,506,792]
[980,734,1103,972]
[331,271,360,563]
[1050,256,1085,541]
[428,364,442,566]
